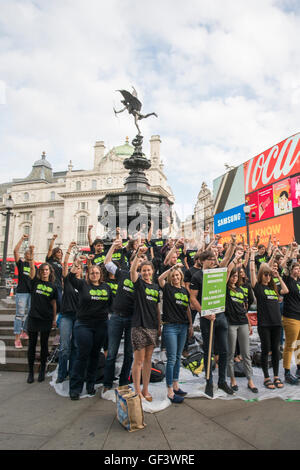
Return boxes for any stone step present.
[0,357,57,373]
[0,326,58,336]
[0,315,16,327]
[0,335,54,347]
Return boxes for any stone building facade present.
[0,136,174,262]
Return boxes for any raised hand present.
[52,234,58,240]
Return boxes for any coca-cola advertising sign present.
[244,133,300,195]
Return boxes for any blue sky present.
[1,0,300,215]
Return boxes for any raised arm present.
[273,265,289,295]
[267,235,273,257]
[47,234,58,259]
[249,246,258,288]
[104,239,122,264]
[87,225,93,247]
[28,245,36,279]
[63,241,76,278]
[147,220,154,243]
[130,248,143,283]
[14,234,28,263]
[219,234,236,267]
[158,266,175,289]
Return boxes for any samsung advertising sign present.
[214,204,246,234]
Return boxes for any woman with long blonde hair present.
[158,266,193,403]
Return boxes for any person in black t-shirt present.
[56,242,82,384]
[282,262,300,384]
[190,237,236,398]
[226,266,257,393]
[27,246,57,384]
[158,266,193,403]
[68,261,112,400]
[13,234,36,349]
[250,247,289,390]
[182,254,202,355]
[46,234,63,316]
[130,247,161,402]
[254,244,270,271]
[102,240,148,393]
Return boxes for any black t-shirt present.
[185,250,197,268]
[190,269,204,305]
[151,239,165,260]
[131,277,160,329]
[16,259,36,294]
[162,283,189,324]
[69,272,112,323]
[113,269,135,316]
[255,254,270,270]
[62,273,79,315]
[253,282,281,327]
[225,286,248,325]
[111,248,129,269]
[283,276,300,320]
[92,251,106,266]
[240,281,254,309]
[184,266,202,284]
[28,278,58,323]
[46,256,63,289]
[107,279,118,298]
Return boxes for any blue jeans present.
[103,314,133,388]
[57,313,77,381]
[200,312,228,384]
[70,320,107,395]
[163,323,188,387]
[14,293,31,334]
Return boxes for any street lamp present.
[0,195,14,299]
[243,205,251,246]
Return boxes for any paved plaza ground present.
[0,371,299,450]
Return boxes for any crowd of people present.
[12,222,300,401]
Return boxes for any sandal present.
[264,379,275,390]
[273,378,284,389]
[142,392,153,402]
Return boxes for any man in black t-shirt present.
[13,235,36,348]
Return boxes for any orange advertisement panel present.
[218,213,294,247]
[244,132,300,195]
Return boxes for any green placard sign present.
[201,268,227,317]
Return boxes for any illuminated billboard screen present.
[213,132,300,245]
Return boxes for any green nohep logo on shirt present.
[124,279,134,288]
[94,255,105,264]
[23,266,30,275]
[89,289,109,300]
[155,241,164,247]
[230,290,244,304]
[112,253,122,260]
[264,288,278,300]
[36,284,53,297]
[108,282,118,295]
[174,292,188,306]
[145,287,159,302]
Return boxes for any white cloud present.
[0,0,300,212]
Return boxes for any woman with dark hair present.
[250,247,289,389]
[158,266,193,403]
[27,246,57,384]
[130,247,161,402]
[282,262,300,384]
[226,266,257,393]
[68,260,112,400]
[46,234,63,318]
[56,242,82,384]
[238,267,254,311]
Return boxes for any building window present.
[49,210,54,218]
[48,223,53,233]
[77,215,87,245]
[92,180,97,190]
[24,192,29,201]
[76,181,81,191]
[50,191,55,201]
[78,202,87,210]
[24,212,31,221]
